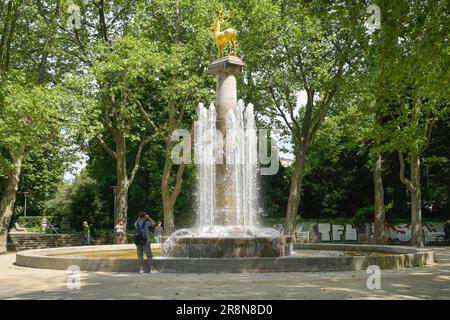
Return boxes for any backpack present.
[134,220,147,245]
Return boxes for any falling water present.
[163,100,284,257]
[195,103,216,227]
[244,103,258,227]
[196,100,259,232]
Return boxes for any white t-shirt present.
[115,224,125,234]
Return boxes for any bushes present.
[17,216,42,228]
[45,173,109,232]
[353,206,374,225]
[17,216,59,228]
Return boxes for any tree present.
[60,0,167,234]
[375,0,448,246]
[136,0,215,234]
[355,0,404,244]
[0,1,75,253]
[63,0,216,235]
[234,0,369,235]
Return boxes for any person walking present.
[444,220,450,245]
[82,221,91,246]
[134,212,159,274]
[115,219,126,244]
[154,221,163,244]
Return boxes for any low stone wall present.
[15,243,434,273]
[8,232,83,251]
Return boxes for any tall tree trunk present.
[285,149,306,236]
[161,142,185,236]
[447,172,450,214]
[447,175,450,212]
[162,193,175,236]
[410,153,423,247]
[0,150,24,254]
[373,153,386,244]
[0,0,13,70]
[160,103,186,236]
[0,1,16,75]
[399,152,423,247]
[115,133,129,238]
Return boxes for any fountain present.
[13,12,434,273]
[162,56,290,258]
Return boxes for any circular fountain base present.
[163,236,289,258]
[15,243,434,273]
[162,226,289,258]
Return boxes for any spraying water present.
[163,56,286,258]
[195,100,259,234]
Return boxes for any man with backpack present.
[134,211,159,274]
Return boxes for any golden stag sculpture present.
[211,10,237,58]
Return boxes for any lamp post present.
[23,192,31,217]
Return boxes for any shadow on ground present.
[1,247,449,300]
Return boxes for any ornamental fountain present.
[162,11,289,258]
[14,11,434,273]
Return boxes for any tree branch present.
[97,136,117,159]
[135,98,158,131]
[102,96,117,135]
[421,117,436,153]
[301,89,315,149]
[170,162,185,204]
[399,151,415,192]
[268,84,294,133]
[98,0,109,42]
[129,136,152,185]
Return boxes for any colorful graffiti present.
[293,222,445,243]
[316,223,358,241]
[385,222,445,242]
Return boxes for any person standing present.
[134,212,159,274]
[115,219,126,244]
[154,221,163,243]
[444,220,450,245]
[82,221,91,246]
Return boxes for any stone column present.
[208,56,244,226]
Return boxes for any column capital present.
[208,56,245,75]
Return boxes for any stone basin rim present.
[14,243,434,273]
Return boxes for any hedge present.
[17,216,60,228]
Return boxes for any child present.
[114,219,126,244]
[154,221,163,243]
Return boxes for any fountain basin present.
[15,243,434,273]
[161,226,289,258]
[162,236,290,258]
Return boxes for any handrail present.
[46,221,59,235]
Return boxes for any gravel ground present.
[0,247,449,300]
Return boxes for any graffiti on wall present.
[316,223,358,242]
[294,222,445,243]
[385,222,444,242]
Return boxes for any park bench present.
[424,231,446,245]
[295,231,310,243]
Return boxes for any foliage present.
[45,173,108,231]
[1,0,449,239]
[16,216,59,229]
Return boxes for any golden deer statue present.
[211,10,237,58]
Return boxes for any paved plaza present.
[0,247,448,300]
